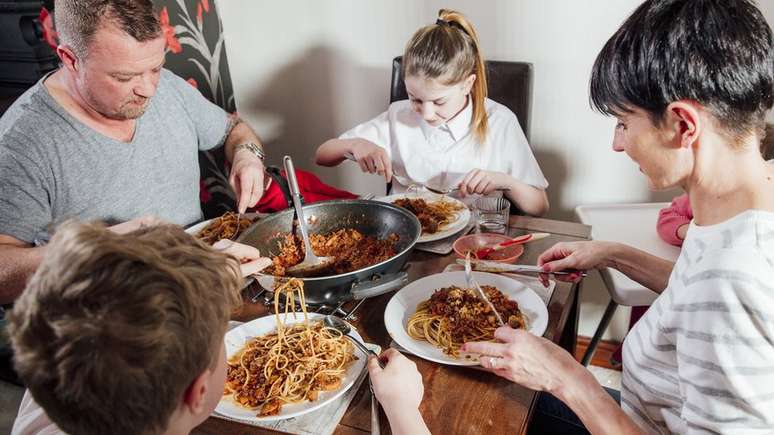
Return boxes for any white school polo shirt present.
[339,97,548,193]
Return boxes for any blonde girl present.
[315,9,549,216]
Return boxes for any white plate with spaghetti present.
[184,212,259,243]
[384,270,548,366]
[376,192,470,243]
[215,312,367,422]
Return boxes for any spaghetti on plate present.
[195,211,252,245]
[407,285,527,357]
[392,197,463,234]
[223,279,356,416]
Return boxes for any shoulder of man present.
[0,84,58,159]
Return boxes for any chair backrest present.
[390,56,533,140]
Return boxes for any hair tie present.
[435,18,467,36]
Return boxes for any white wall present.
[218,0,774,342]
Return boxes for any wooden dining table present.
[193,214,590,435]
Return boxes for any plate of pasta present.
[216,279,365,421]
[384,271,548,366]
[377,192,470,243]
[185,211,258,245]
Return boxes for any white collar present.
[419,96,473,142]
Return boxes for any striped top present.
[622,210,774,434]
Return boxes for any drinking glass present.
[474,197,510,234]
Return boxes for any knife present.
[456,259,588,277]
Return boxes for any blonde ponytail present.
[404,9,489,144]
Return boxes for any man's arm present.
[0,235,45,304]
[0,216,164,304]
[222,115,267,212]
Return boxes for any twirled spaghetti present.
[223,279,356,416]
[407,285,527,357]
[196,211,252,245]
[392,197,463,234]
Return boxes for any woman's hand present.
[458,169,509,196]
[368,348,423,413]
[212,240,272,277]
[351,139,392,182]
[462,326,579,394]
[537,241,618,284]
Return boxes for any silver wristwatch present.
[234,142,266,160]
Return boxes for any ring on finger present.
[489,356,502,369]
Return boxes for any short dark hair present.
[55,0,161,58]
[8,222,242,435]
[590,0,774,141]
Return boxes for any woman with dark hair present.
[460,0,774,433]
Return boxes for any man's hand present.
[229,149,266,213]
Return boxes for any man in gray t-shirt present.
[0,0,268,303]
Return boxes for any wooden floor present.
[574,336,622,371]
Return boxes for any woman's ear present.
[665,101,702,149]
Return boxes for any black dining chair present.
[387,56,534,196]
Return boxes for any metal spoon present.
[323,315,384,368]
[283,156,334,277]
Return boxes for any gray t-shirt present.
[0,69,230,244]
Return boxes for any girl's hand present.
[458,169,508,196]
[212,240,272,277]
[461,327,579,394]
[351,139,393,182]
[368,348,424,413]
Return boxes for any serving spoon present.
[283,156,334,277]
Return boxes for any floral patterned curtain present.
[158,0,237,218]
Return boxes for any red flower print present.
[202,0,210,13]
[186,78,198,88]
[39,7,58,50]
[200,179,211,203]
[196,2,203,27]
[159,7,182,54]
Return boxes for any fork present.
[464,252,505,326]
[230,209,243,241]
[394,174,510,196]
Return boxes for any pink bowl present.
[453,233,524,263]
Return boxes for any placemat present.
[215,321,379,435]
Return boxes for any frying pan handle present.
[351,272,408,300]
